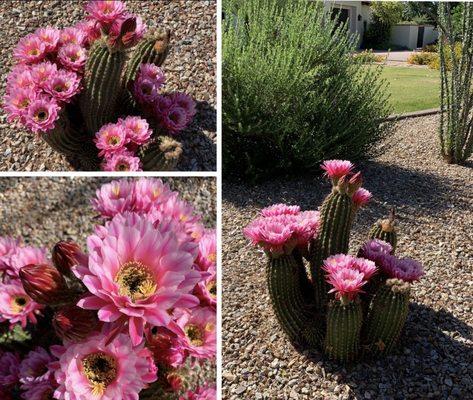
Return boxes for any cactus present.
[324,299,362,363]
[310,186,353,310]
[141,136,183,171]
[362,278,410,356]
[80,40,127,133]
[369,209,397,252]
[266,254,323,347]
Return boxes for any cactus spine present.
[310,189,353,310]
[266,254,323,347]
[80,40,126,134]
[369,210,397,252]
[324,299,362,363]
[141,136,183,171]
[363,279,410,356]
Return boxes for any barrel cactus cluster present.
[3,0,196,171]
[0,178,216,399]
[244,160,424,363]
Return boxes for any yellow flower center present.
[107,135,120,146]
[116,162,130,172]
[82,352,117,396]
[206,280,216,298]
[28,48,40,56]
[35,110,48,122]
[11,296,28,313]
[207,252,216,263]
[115,261,157,301]
[185,324,204,347]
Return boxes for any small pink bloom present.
[102,151,143,172]
[154,94,172,115]
[323,254,355,274]
[84,0,127,24]
[30,62,58,88]
[91,179,135,218]
[170,92,197,123]
[176,307,216,360]
[74,20,102,46]
[181,383,217,400]
[58,44,87,72]
[76,212,200,346]
[59,27,87,46]
[160,104,188,135]
[196,229,217,271]
[13,34,47,64]
[34,27,60,52]
[292,210,320,246]
[320,160,354,181]
[138,63,165,86]
[53,333,156,400]
[94,123,128,156]
[6,65,35,92]
[3,88,37,124]
[24,96,60,133]
[146,327,187,368]
[378,254,424,282]
[358,239,393,262]
[351,257,377,280]
[261,203,300,217]
[352,188,372,208]
[0,280,44,328]
[327,267,366,301]
[19,347,55,391]
[120,116,152,145]
[0,237,20,274]
[0,352,20,388]
[44,69,81,103]
[7,245,49,278]
[194,270,217,308]
[133,177,173,212]
[132,76,160,105]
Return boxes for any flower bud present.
[348,171,363,195]
[52,240,82,276]
[53,305,99,341]
[167,372,184,392]
[19,264,69,305]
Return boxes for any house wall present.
[390,24,439,50]
[423,26,438,46]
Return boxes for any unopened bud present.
[52,240,82,276]
[348,172,363,194]
[19,264,69,305]
[53,305,99,341]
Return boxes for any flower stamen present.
[82,352,117,395]
[115,261,157,301]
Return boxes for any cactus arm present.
[369,210,398,253]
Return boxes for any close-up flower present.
[43,69,81,103]
[24,96,60,133]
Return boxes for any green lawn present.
[375,66,440,114]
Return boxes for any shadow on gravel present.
[295,302,472,399]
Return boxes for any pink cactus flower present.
[75,212,201,345]
[53,333,156,400]
[3,88,37,124]
[133,177,173,213]
[293,210,321,246]
[0,237,20,273]
[120,116,152,146]
[110,14,146,48]
[154,94,172,115]
[24,96,60,133]
[57,44,87,72]
[196,229,217,271]
[176,307,216,360]
[323,254,355,274]
[91,179,135,218]
[132,76,160,105]
[21,381,56,400]
[30,62,58,88]
[84,0,127,25]
[160,104,188,135]
[7,245,49,278]
[146,327,187,368]
[169,92,197,123]
[102,151,143,172]
[0,352,20,388]
[378,254,424,283]
[261,203,301,217]
[94,123,129,156]
[326,267,366,302]
[351,257,377,280]
[13,34,47,64]
[194,271,216,308]
[74,20,102,46]
[6,65,35,92]
[0,280,43,328]
[321,160,354,181]
[352,188,372,208]
[35,27,61,52]
[138,63,165,86]
[358,239,393,262]
[44,69,81,103]
[59,27,87,47]
[181,383,217,400]
[19,347,55,391]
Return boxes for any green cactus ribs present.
[266,254,323,348]
[141,136,183,171]
[369,209,398,252]
[80,40,126,134]
[310,190,353,310]
[362,278,410,357]
[324,299,362,364]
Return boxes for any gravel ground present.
[0,176,216,396]
[0,0,216,171]
[222,114,473,400]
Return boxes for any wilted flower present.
[159,103,188,134]
[169,92,196,123]
[0,352,21,388]
[146,327,187,368]
[19,347,55,391]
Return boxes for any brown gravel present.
[0,0,216,171]
[222,114,473,400]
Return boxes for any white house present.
[390,24,438,50]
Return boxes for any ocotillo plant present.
[3,0,196,171]
[244,160,424,364]
[437,2,473,164]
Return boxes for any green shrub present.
[428,42,462,70]
[422,43,438,52]
[353,50,386,64]
[407,52,438,66]
[223,0,392,180]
